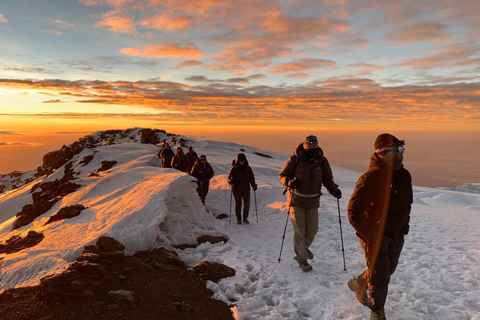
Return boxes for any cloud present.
[95,11,137,34]
[175,60,204,67]
[380,21,451,44]
[394,46,473,69]
[120,43,204,59]
[47,18,75,29]
[271,58,337,77]
[0,13,8,24]
[42,99,64,103]
[0,77,478,126]
[348,63,385,71]
[0,62,58,75]
[0,142,43,147]
[0,131,20,136]
[137,13,193,31]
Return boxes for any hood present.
[294,143,324,161]
[235,153,249,166]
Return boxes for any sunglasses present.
[376,141,405,157]
[305,136,317,142]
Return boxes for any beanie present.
[374,133,400,150]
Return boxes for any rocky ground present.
[0,237,235,320]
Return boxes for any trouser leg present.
[290,206,308,262]
[233,190,243,221]
[304,208,319,248]
[242,190,250,220]
[360,235,404,310]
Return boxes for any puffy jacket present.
[227,154,256,191]
[171,151,190,172]
[190,159,214,181]
[279,144,337,209]
[348,153,413,242]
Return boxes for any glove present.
[331,187,342,199]
[287,178,298,190]
[252,184,258,191]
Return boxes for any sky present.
[1,130,479,318]
[0,0,479,185]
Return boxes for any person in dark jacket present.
[227,153,257,224]
[347,133,413,320]
[158,143,174,168]
[190,155,214,204]
[171,147,190,172]
[186,146,198,173]
[279,135,341,272]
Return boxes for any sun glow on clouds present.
[120,43,204,59]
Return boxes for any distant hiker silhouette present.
[227,153,257,225]
[190,155,214,204]
[171,147,190,172]
[158,142,174,168]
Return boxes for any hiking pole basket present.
[337,198,347,271]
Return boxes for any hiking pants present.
[233,188,250,221]
[290,206,318,263]
[357,235,404,310]
[196,181,210,203]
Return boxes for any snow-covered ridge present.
[438,182,480,194]
[1,128,480,319]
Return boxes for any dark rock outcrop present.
[196,235,228,245]
[0,231,44,254]
[44,204,87,226]
[193,260,235,282]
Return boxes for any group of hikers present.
[159,132,412,320]
[158,143,215,204]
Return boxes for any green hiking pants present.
[290,206,319,263]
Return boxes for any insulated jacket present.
[348,153,413,242]
[227,154,256,192]
[171,151,190,172]
[190,159,214,182]
[279,144,337,209]
[186,151,198,170]
[159,148,174,167]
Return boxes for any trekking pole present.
[337,198,347,271]
[254,190,258,223]
[278,189,293,263]
[229,187,233,225]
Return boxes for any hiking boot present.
[307,249,314,259]
[237,220,242,225]
[370,309,386,320]
[298,261,313,272]
[243,219,250,224]
[348,277,369,306]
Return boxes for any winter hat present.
[236,153,247,162]
[200,155,207,160]
[374,133,399,150]
[303,135,318,150]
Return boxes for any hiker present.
[190,155,214,204]
[186,146,198,173]
[171,147,190,172]
[279,135,341,272]
[158,142,174,168]
[227,153,257,224]
[347,133,413,320]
